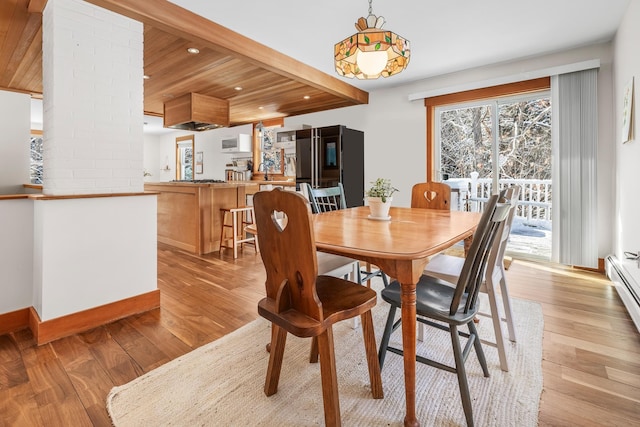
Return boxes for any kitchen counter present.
[144,181,260,254]
[250,179,296,186]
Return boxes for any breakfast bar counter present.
[144,181,260,254]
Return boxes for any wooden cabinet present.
[145,182,259,254]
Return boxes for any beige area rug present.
[107,281,543,426]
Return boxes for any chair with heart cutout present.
[411,182,452,211]
[253,188,383,426]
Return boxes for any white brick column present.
[42,0,144,195]
[31,0,157,336]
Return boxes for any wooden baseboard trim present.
[573,258,606,274]
[29,290,161,345]
[0,308,30,335]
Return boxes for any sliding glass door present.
[435,92,552,260]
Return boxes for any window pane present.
[30,136,43,184]
[439,105,493,180]
[498,98,552,181]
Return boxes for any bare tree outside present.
[498,98,552,180]
[440,105,493,179]
[438,95,552,260]
[30,136,43,184]
[440,97,552,181]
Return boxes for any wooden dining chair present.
[411,182,452,341]
[253,188,383,426]
[423,186,521,371]
[378,193,510,427]
[302,182,389,288]
[297,183,362,283]
[411,181,451,210]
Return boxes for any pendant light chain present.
[368,0,373,16]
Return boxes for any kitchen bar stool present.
[219,206,258,259]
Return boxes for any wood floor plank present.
[542,315,640,352]
[104,319,172,372]
[0,245,638,426]
[23,354,94,426]
[542,360,640,421]
[0,382,45,426]
[508,261,640,425]
[0,334,29,389]
[538,387,638,427]
[120,310,193,361]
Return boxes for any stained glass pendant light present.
[334,0,410,79]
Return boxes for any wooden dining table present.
[312,206,482,427]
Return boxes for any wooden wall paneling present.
[3,0,369,127]
[27,0,48,13]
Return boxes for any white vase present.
[367,196,392,218]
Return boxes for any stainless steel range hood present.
[163,93,229,131]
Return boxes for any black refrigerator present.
[295,125,364,208]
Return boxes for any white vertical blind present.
[552,68,598,268]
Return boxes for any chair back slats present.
[487,185,521,270]
[411,182,451,210]
[303,183,347,213]
[253,188,323,321]
[451,193,511,316]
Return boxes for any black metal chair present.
[377,193,510,427]
[301,182,389,287]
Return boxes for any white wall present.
[285,42,616,258]
[32,195,157,320]
[143,133,161,181]
[613,1,640,277]
[145,124,254,182]
[0,199,33,313]
[0,91,31,194]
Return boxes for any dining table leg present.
[400,281,420,427]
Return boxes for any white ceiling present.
[168,0,630,91]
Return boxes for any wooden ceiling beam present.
[27,0,47,13]
[84,0,368,105]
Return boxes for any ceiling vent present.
[163,93,229,131]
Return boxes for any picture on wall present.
[622,77,634,143]
[195,151,203,174]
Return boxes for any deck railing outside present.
[446,172,552,221]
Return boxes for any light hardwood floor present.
[1,243,639,426]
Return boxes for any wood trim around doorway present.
[423,77,550,181]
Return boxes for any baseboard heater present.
[605,255,640,333]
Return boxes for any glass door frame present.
[424,77,550,182]
[433,90,550,192]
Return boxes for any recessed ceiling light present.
[234,86,243,91]
[143,75,150,79]
[258,106,264,110]
[303,95,310,100]
[187,47,200,54]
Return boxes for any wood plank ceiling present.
[0,0,368,127]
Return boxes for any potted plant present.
[366,178,399,219]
